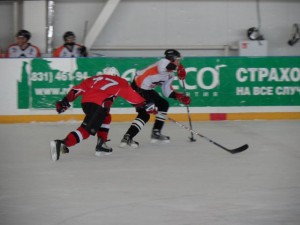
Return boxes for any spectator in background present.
[53,31,88,57]
[5,29,41,58]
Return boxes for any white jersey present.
[134,58,175,97]
[6,43,41,58]
[53,44,85,57]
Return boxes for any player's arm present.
[176,64,186,80]
[34,46,41,57]
[118,85,157,114]
[161,58,186,80]
[79,44,88,57]
[157,58,176,73]
[55,84,84,114]
[162,79,190,105]
[169,91,191,105]
[166,62,186,80]
[5,45,13,58]
[118,85,145,105]
[161,82,190,105]
[52,46,63,57]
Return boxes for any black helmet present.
[63,31,76,41]
[164,49,181,61]
[16,29,31,40]
[247,27,264,40]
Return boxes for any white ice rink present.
[0,120,300,225]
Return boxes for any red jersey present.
[68,74,145,106]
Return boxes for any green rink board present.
[17,56,300,109]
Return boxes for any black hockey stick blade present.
[166,115,249,154]
[208,139,249,154]
[225,144,249,154]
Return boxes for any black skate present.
[119,134,139,149]
[50,140,69,161]
[95,138,113,157]
[151,129,170,143]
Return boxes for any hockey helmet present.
[247,27,264,40]
[16,29,31,40]
[63,31,76,41]
[103,67,120,76]
[164,49,181,61]
[287,23,300,46]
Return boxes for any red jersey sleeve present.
[65,78,90,102]
[53,46,64,57]
[110,76,145,104]
[34,45,41,57]
[117,85,145,105]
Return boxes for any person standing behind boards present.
[53,31,88,57]
[5,29,41,58]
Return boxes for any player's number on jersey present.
[92,77,119,90]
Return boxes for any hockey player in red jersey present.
[6,30,41,58]
[50,67,157,161]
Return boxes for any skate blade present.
[119,142,139,149]
[150,139,170,144]
[95,151,113,157]
[50,141,57,161]
[119,142,128,148]
[130,144,139,149]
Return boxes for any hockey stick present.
[166,115,248,154]
[181,80,196,142]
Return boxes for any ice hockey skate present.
[151,129,170,143]
[50,140,69,161]
[119,134,139,149]
[95,138,113,157]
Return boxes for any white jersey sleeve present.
[158,58,176,97]
[135,58,176,96]
[161,76,175,97]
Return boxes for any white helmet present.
[103,67,120,76]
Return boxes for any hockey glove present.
[102,99,114,113]
[177,64,186,80]
[56,97,70,114]
[175,92,191,105]
[135,102,158,114]
[144,102,158,114]
[79,46,88,57]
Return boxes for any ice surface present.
[0,120,299,225]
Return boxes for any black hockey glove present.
[56,97,70,114]
[80,46,88,57]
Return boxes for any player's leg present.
[119,109,150,148]
[50,103,106,161]
[151,92,170,143]
[95,113,113,156]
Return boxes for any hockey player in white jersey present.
[53,31,87,58]
[6,30,41,58]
